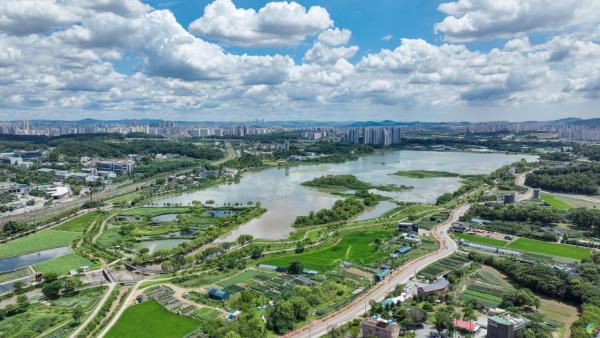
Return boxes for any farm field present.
[261,230,393,272]
[54,211,101,232]
[507,238,591,260]
[454,233,508,247]
[215,269,274,289]
[420,254,470,280]
[391,170,460,178]
[541,193,571,210]
[0,230,79,259]
[0,286,105,338]
[105,300,200,338]
[33,253,94,275]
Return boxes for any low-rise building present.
[96,159,135,175]
[487,312,529,338]
[417,278,450,295]
[398,222,418,236]
[361,317,400,338]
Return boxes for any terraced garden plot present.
[53,211,101,232]
[0,230,79,259]
[261,230,393,272]
[419,254,470,279]
[105,300,200,338]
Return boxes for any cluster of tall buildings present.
[346,127,402,146]
[458,120,600,142]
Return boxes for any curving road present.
[285,204,470,338]
[69,282,116,338]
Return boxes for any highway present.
[285,204,470,338]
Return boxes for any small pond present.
[0,246,72,273]
[135,239,189,254]
[151,214,179,222]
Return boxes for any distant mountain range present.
[12,117,600,128]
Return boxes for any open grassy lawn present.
[454,233,508,247]
[192,307,222,321]
[105,300,200,338]
[0,230,79,259]
[54,211,100,232]
[120,207,190,217]
[391,170,460,179]
[108,190,142,203]
[216,269,272,288]
[33,253,94,275]
[541,193,572,210]
[461,288,503,308]
[261,230,393,272]
[507,238,591,260]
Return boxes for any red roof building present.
[453,319,479,333]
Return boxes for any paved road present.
[285,204,470,338]
[69,282,116,338]
[515,171,533,202]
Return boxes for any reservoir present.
[153,150,536,240]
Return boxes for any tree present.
[72,306,84,324]
[16,294,29,309]
[289,297,310,321]
[250,245,263,259]
[138,247,150,255]
[295,242,305,254]
[42,281,62,299]
[223,332,241,338]
[62,277,82,293]
[434,309,453,332]
[237,234,253,244]
[43,272,59,283]
[12,280,25,294]
[288,260,304,275]
[267,301,296,334]
[501,289,540,308]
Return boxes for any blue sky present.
[0,0,599,121]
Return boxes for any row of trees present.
[294,198,364,226]
[466,203,562,224]
[525,164,600,195]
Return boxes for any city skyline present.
[1,0,599,121]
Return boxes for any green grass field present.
[261,230,393,271]
[391,170,460,179]
[461,288,503,308]
[105,300,200,338]
[33,253,94,275]
[193,307,221,321]
[108,190,142,204]
[507,238,591,260]
[216,269,272,288]
[541,193,572,210]
[120,207,190,217]
[454,233,508,247]
[54,211,101,232]
[0,230,79,259]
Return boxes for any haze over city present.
[1,0,599,121]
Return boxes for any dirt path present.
[69,282,117,338]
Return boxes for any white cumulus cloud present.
[188,0,333,47]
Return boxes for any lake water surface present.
[153,150,536,240]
